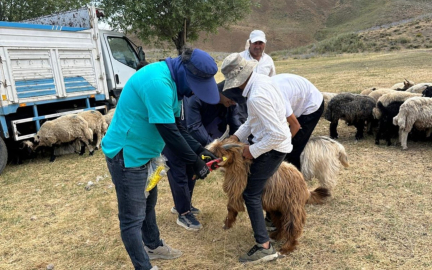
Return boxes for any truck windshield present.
[107,37,139,70]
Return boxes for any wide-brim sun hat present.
[221,53,258,91]
[183,49,220,104]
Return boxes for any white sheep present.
[406,83,432,93]
[360,87,377,96]
[33,114,94,161]
[300,136,349,194]
[104,108,116,126]
[368,88,395,102]
[78,110,108,150]
[392,97,432,149]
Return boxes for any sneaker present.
[171,206,201,215]
[239,243,278,263]
[176,212,203,231]
[265,216,277,232]
[150,267,159,270]
[144,239,182,260]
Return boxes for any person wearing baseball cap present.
[101,47,219,270]
[241,30,276,77]
[236,30,277,124]
[220,53,292,263]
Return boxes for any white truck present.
[0,6,145,173]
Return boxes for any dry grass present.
[1,49,432,270]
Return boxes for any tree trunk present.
[172,18,189,55]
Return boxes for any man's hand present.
[192,156,210,180]
[228,135,240,142]
[198,149,217,162]
[242,145,254,159]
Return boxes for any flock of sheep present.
[322,81,432,149]
[17,108,115,163]
[14,78,432,167]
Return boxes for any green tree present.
[0,0,91,21]
[100,0,256,54]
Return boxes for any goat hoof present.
[79,152,84,156]
[89,151,94,156]
[375,141,379,145]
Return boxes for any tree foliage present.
[100,0,256,54]
[0,0,92,21]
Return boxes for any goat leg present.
[223,206,238,230]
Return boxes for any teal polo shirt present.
[101,61,180,167]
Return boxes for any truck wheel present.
[0,137,8,175]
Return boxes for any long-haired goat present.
[300,136,349,193]
[207,139,330,254]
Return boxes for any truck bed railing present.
[11,105,106,141]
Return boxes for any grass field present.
[1,49,432,270]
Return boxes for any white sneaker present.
[144,239,182,260]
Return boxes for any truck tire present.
[0,137,8,175]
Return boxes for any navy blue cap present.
[183,49,220,104]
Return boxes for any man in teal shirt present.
[102,48,219,270]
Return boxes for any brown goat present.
[207,139,330,254]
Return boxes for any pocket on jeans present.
[123,164,147,172]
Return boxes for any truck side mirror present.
[137,46,146,62]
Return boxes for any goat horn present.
[218,125,230,141]
[222,143,243,150]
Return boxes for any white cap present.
[249,30,266,43]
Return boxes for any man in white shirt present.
[220,53,292,263]
[240,30,276,76]
[272,73,324,170]
[238,30,276,123]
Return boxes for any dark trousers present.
[106,150,161,270]
[162,146,196,215]
[243,150,287,244]
[285,100,324,170]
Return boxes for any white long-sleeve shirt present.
[239,50,276,77]
[272,74,324,117]
[234,73,292,158]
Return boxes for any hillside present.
[188,0,432,53]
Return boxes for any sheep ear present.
[222,144,242,150]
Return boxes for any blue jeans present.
[162,146,196,214]
[106,150,162,270]
[243,150,286,244]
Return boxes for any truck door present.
[103,35,139,92]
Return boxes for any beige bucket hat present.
[221,53,258,91]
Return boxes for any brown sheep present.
[207,139,330,254]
